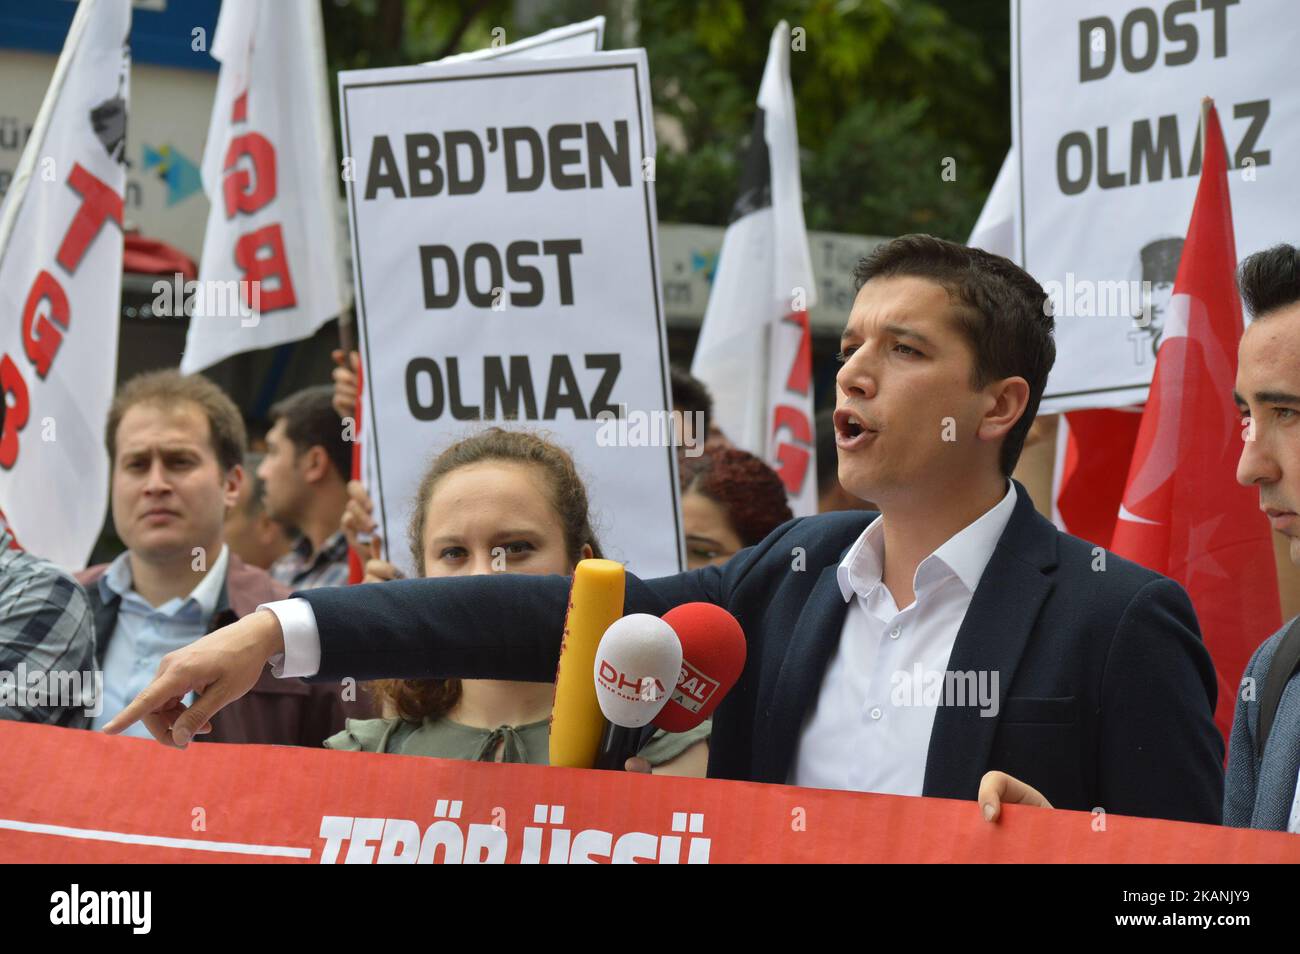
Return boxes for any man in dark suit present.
[107,236,1223,823]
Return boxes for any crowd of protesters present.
[5,237,1300,836]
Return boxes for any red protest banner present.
[0,721,1294,863]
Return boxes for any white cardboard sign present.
[340,51,683,577]
[1013,0,1300,412]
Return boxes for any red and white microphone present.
[651,603,747,738]
[592,614,682,771]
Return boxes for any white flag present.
[431,17,605,64]
[0,0,131,569]
[690,21,818,516]
[968,149,1018,260]
[181,0,347,373]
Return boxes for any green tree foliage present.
[323,0,1011,239]
[624,0,1011,238]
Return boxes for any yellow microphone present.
[549,558,625,768]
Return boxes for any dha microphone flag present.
[180,0,348,372]
[690,20,817,517]
[0,0,130,569]
[592,613,682,770]
[1109,100,1280,745]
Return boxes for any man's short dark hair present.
[1238,243,1300,320]
[269,385,350,483]
[852,234,1056,477]
[670,365,713,439]
[107,370,246,473]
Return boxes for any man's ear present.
[223,463,244,513]
[301,445,330,484]
[978,376,1031,444]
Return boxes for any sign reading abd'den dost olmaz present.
[339,51,683,578]
[1013,0,1300,413]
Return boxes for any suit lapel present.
[757,561,851,783]
[1252,678,1300,830]
[922,484,1058,799]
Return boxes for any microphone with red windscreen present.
[651,603,747,736]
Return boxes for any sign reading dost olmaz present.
[339,51,683,577]
[1013,0,1300,413]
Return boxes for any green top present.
[325,715,711,768]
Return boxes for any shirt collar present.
[837,481,1018,602]
[102,544,230,619]
[291,530,348,566]
[321,530,349,561]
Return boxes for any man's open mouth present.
[834,409,876,448]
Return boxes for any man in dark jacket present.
[108,237,1224,823]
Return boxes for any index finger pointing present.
[102,668,194,739]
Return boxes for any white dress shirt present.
[93,545,229,736]
[791,482,1017,795]
[1289,769,1300,834]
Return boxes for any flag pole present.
[1200,96,1213,165]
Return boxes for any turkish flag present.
[1054,408,1143,549]
[1109,101,1280,745]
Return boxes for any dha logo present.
[317,804,711,864]
[49,885,151,934]
[671,660,719,715]
[597,660,666,702]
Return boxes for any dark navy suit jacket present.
[301,481,1224,824]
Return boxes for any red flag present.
[1054,408,1143,549]
[1109,101,1280,744]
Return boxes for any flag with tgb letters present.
[690,21,817,517]
[1110,101,1280,745]
[0,0,130,569]
[181,0,347,373]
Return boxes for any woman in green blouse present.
[328,427,710,775]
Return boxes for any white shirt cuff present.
[259,598,322,679]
